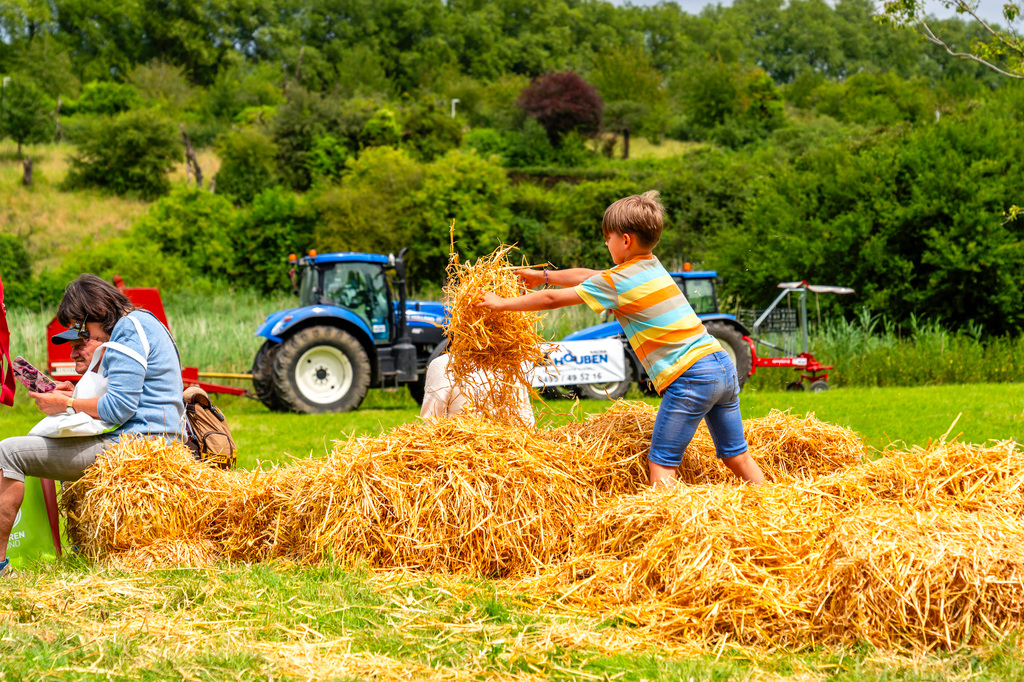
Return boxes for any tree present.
[404,150,513,282]
[69,81,141,116]
[603,101,648,159]
[517,71,603,146]
[232,187,316,294]
[590,45,665,157]
[0,78,52,157]
[64,109,181,199]
[313,146,425,260]
[214,128,278,203]
[881,0,1024,78]
[133,186,237,278]
[401,98,463,162]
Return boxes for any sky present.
[612,0,1011,27]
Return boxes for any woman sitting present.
[0,274,184,574]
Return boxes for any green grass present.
[2,559,1022,681]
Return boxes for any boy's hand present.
[515,269,545,289]
[474,291,505,310]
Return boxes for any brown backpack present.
[183,386,237,469]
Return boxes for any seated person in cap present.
[49,324,105,394]
[0,274,184,576]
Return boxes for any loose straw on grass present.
[443,238,549,426]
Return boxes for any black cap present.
[51,328,85,345]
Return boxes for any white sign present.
[532,339,626,388]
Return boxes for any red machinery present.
[740,281,854,391]
[46,278,247,396]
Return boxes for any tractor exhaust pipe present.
[392,248,417,382]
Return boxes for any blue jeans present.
[648,351,748,467]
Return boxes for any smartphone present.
[13,356,58,393]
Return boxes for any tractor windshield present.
[677,277,718,315]
[322,262,392,342]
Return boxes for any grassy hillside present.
[0,141,219,271]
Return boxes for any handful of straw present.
[443,242,549,425]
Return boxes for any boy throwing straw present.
[476,191,764,487]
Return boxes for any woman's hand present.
[54,381,75,393]
[30,390,71,416]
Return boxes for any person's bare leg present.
[648,461,679,488]
[0,475,26,561]
[722,451,764,484]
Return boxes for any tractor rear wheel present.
[703,321,752,388]
[252,340,285,411]
[273,326,371,413]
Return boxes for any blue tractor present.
[558,268,753,400]
[251,249,447,413]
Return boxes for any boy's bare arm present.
[476,287,583,312]
[516,268,601,289]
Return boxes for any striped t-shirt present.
[574,254,722,393]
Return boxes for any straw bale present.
[547,400,655,492]
[61,405,1024,653]
[527,438,1024,650]
[443,243,549,426]
[61,435,230,559]
[743,410,865,481]
[106,537,221,571]
[816,507,1024,649]
[530,483,846,648]
[550,403,865,487]
[213,465,295,561]
[274,416,603,575]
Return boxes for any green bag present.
[7,477,63,568]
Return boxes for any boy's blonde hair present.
[601,190,665,248]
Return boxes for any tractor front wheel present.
[273,326,371,413]
[703,321,752,388]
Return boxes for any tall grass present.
[746,308,1024,390]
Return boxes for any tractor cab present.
[294,252,395,344]
[671,270,719,315]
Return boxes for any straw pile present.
[270,416,607,574]
[549,403,865,487]
[61,437,232,569]
[529,438,1024,650]
[61,405,1024,651]
[443,243,548,425]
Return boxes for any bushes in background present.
[63,109,181,199]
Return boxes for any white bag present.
[29,343,120,438]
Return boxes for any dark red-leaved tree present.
[517,71,604,146]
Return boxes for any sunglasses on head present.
[72,317,90,340]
